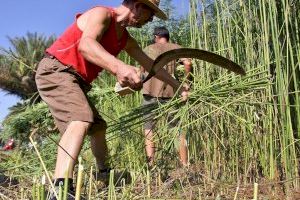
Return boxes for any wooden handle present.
[114,82,135,96]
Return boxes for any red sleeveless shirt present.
[46,7,128,84]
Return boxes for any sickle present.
[115,48,246,95]
[143,48,246,83]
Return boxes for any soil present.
[0,172,19,199]
[130,164,300,199]
[1,163,300,199]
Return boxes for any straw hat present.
[138,0,167,20]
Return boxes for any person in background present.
[35,0,189,199]
[141,26,193,167]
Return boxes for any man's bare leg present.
[89,124,108,170]
[179,133,188,166]
[144,129,155,166]
[54,121,91,178]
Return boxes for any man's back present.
[142,42,181,97]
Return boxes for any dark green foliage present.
[0,32,55,99]
[1,102,55,143]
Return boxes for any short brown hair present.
[153,26,170,41]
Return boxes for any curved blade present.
[143,48,246,83]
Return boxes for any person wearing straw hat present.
[35,0,189,199]
[141,26,193,167]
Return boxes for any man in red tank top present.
[35,1,189,198]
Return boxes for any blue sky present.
[0,0,189,124]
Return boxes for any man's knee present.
[70,121,92,132]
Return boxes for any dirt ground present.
[1,163,300,199]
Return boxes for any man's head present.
[153,26,170,43]
[123,0,167,28]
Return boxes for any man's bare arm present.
[182,58,193,81]
[77,7,141,88]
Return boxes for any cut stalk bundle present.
[107,67,270,134]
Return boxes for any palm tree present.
[0,32,55,99]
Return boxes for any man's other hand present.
[179,84,190,101]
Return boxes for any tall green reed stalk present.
[187,0,299,188]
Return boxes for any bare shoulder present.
[170,43,182,49]
[78,7,112,29]
[85,7,111,18]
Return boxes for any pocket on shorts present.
[35,58,69,90]
[36,58,68,75]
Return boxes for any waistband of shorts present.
[44,53,84,79]
[143,94,171,100]
[44,52,55,59]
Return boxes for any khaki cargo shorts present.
[142,94,179,130]
[35,56,106,134]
